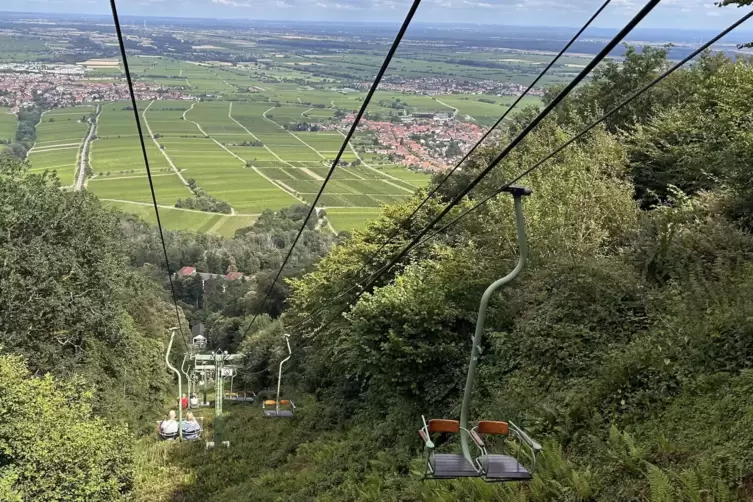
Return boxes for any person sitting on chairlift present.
[182,412,202,440]
[159,410,179,440]
[189,393,198,408]
[180,394,188,410]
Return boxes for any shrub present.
[0,354,134,500]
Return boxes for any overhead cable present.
[305,6,753,337]
[353,0,661,297]
[287,0,615,331]
[295,0,664,334]
[239,0,423,340]
[108,0,190,349]
[418,8,753,249]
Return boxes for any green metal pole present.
[203,369,207,405]
[181,354,191,404]
[214,351,224,444]
[165,327,183,441]
[276,334,292,415]
[460,192,529,465]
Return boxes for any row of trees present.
[3,107,42,160]
[175,178,232,213]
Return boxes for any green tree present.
[0,156,175,424]
[0,353,133,501]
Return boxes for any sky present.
[5,0,753,30]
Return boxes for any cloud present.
[211,0,252,6]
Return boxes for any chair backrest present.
[428,419,460,434]
[279,399,290,405]
[477,420,509,436]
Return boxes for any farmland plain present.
[77,92,431,234]
[20,45,562,234]
[0,107,17,143]
[27,106,94,183]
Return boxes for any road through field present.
[142,100,192,191]
[227,102,295,168]
[75,104,100,191]
[432,97,460,118]
[262,106,325,160]
[335,130,417,193]
[101,198,258,217]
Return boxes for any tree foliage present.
[0,354,133,501]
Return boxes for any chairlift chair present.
[234,390,256,402]
[262,334,295,418]
[471,420,540,482]
[183,416,205,441]
[263,398,295,418]
[156,415,205,442]
[156,420,180,441]
[418,186,541,483]
[418,417,480,479]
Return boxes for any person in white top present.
[159,410,179,439]
[189,393,199,408]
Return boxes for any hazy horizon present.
[3,0,753,31]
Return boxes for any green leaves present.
[0,354,133,501]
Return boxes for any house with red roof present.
[173,266,247,291]
[225,271,244,281]
[175,266,196,278]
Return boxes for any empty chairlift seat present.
[472,420,541,482]
[263,399,295,418]
[418,418,480,479]
[227,391,255,402]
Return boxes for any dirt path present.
[91,173,178,181]
[75,104,100,191]
[213,72,233,90]
[32,142,82,151]
[263,107,326,160]
[142,100,192,192]
[301,167,324,181]
[228,102,295,168]
[432,97,460,118]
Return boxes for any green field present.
[78,97,432,231]
[27,106,94,182]
[88,173,189,205]
[435,94,542,125]
[0,107,16,143]
[327,207,385,231]
[103,200,256,237]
